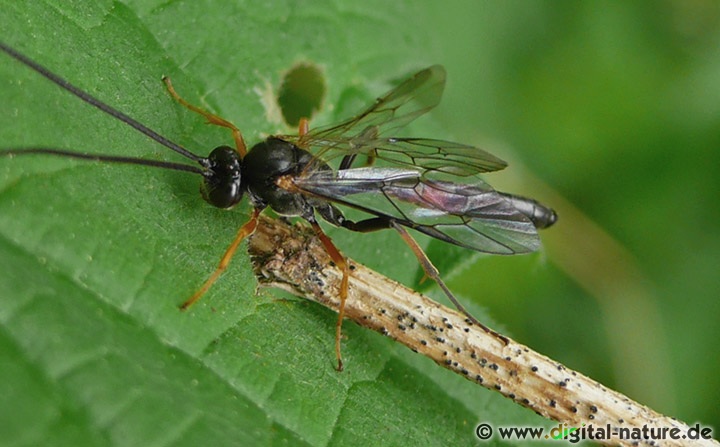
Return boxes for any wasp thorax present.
[200,145,243,209]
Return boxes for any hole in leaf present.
[277,63,325,127]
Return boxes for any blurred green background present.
[1,0,718,444]
[434,0,720,431]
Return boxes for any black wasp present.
[1,41,556,370]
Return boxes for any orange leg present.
[390,222,509,345]
[162,76,247,157]
[309,221,349,371]
[298,117,309,137]
[180,208,262,310]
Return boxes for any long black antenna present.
[0,40,204,164]
[0,148,204,174]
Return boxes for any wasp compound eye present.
[201,145,243,209]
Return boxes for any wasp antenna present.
[0,41,204,164]
[0,147,204,175]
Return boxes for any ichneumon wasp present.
[0,41,556,370]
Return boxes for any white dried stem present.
[248,216,717,447]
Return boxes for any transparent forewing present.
[295,168,540,254]
[347,137,507,177]
[301,65,447,143]
[280,65,508,177]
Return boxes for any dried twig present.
[248,215,717,447]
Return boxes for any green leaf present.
[0,1,548,446]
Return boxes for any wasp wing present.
[294,168,540,254]
[280,65,507,177]
[301,65,448,142]
[344,137,506,177]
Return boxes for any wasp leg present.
[339,152,377,171]
[337,217,392,232]
[389,222,509,345]
[307,219,349,372]
[162,76,247,157]
[327,211,509,345]
[338,154,357,171]
[298,117,309,137]
[180,208,262,310]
